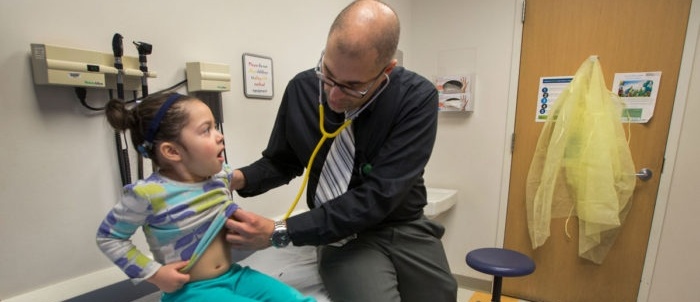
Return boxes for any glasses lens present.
[338,86,364,98]
[317,71,364,98]
[316,72,335,87]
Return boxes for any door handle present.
[636,168,652,181]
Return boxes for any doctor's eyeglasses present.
[315,52,386,99]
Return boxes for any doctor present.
[226,1,457,301]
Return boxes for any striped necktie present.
[314,123,355,207]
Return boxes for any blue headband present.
[137,93,183,158]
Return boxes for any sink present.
[425,187,458,218]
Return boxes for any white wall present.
[406,0,521,278]
[1,0,698,301]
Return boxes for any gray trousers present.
[318,217,458,302]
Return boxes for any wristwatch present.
[270,220,290,248]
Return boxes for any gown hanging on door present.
[525,56,637,264]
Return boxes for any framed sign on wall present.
[242,53,274,99]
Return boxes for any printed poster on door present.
[611,71,661,123]
[535,76,573,122]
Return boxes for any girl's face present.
[174,100,226,182]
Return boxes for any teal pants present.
[161,264,316,302]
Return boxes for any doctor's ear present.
[158,142,182,162]
[384,58,398,73]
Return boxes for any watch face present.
[272,229,290,247]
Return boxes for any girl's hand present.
[147,261,191,293]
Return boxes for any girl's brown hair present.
[105,92,194,165]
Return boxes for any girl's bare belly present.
[187,229,232,282]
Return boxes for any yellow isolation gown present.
[526,56,637,264]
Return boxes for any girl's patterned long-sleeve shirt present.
[96,164,238,283]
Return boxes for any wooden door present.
[502,0,692,301]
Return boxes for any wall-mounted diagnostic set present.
[30,43,157,91]
[29,36,233,187]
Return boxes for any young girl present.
[96,93,315,301]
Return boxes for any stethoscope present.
[282,58,391,219]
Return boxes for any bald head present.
[327,0,400,68]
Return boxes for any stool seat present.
[466,248,535,277]
[465,248,535,302]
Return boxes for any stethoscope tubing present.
[282,74,390,219]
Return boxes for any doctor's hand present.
[225,208,275,250]
[230,169,246,190]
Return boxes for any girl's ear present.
[158,142,182,162]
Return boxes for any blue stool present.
[466,248,535,302]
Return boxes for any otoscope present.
[112,33,131,185]
[112,34,125,100]
[133,40,153,178]
[133,41,152,96]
